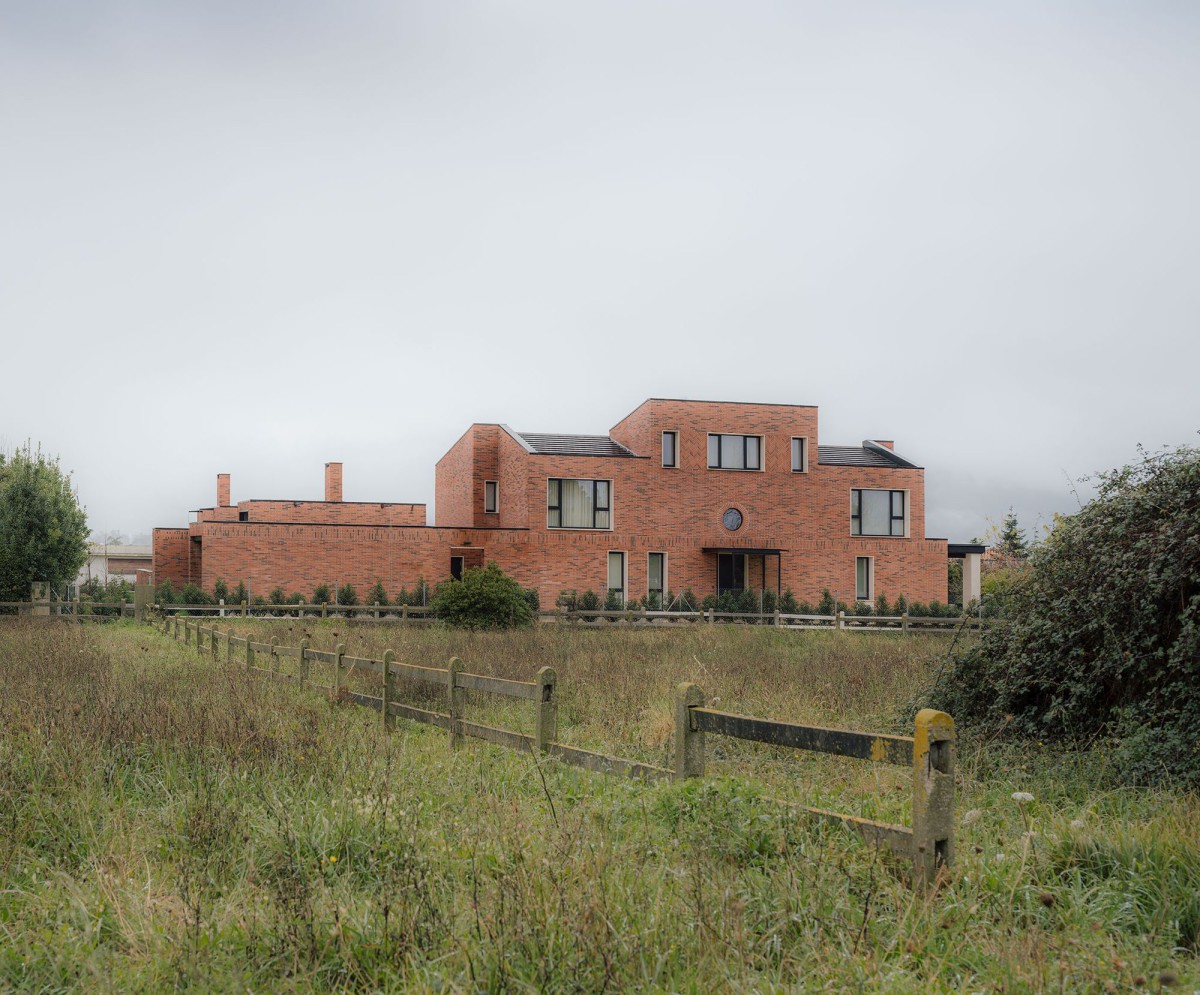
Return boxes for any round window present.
[722,508,743,531]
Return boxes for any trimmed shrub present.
[431,562,534,631]
[312,583,332,605]
[578,590,600,611]
[179,583,207,605]
[367,580,389,607]
[336,583,359,606]
[269,587,285,605]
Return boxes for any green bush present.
[155,579,176,604]
[336,583,359,606]
[312,583,332,605]
[285,592,304,605]
[231,581,248,606]
[269,587,285,605]
[578,590,600,611]
[603,589,624,611]
[926,443,1200,787]
[430,562,535,630]
[212,578,228,602]
[179,583,207,605]
[367,580,388,607]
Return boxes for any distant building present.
[78,543,152,587]
[154,398,973,605]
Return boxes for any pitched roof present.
[510,432,638,457]
[817,442,920,469]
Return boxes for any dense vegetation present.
[0,443,88,602]
[1,620,1196,990]
[930,443,1200,786]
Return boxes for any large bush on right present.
[931,444,1200,786]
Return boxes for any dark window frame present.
[851,489,907,537]
[661,430,678,468]
[483,480,498,514]
[707,433,763,471]
[648,551,666,602]
[547,478,612,530]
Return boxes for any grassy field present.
[0,619,1196,992]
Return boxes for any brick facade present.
[153,399,951,605]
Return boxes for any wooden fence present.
[0,600,134,620]
[149,601,983,632]
[167,615,955,887]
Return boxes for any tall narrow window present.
[648,552,666,607]
[791,437,808,473]
[451,556,464,581]
[607,551,626,606]
[856,557,873,600]
[661,431,678,468]
[851,489,906,537]
[483,480,498,514]
[707,433,762,470]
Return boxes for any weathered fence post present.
[333,642,346,698]
[401,604,409,626]
[226,629,234,665]
[381,649,395,730]
[673,682,706,780]
[298,638,310,686]
[902,611,910,634]
[534,666,557,753]
[269,636,279,676]
[196,625,205,656]
[241,600,247,618]
[210,627,219,662]
[321,602,328,619]
[837,610,845,630]
[447,656,464,748]
[912,708,956,888]
[245,632,254,671]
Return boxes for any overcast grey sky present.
[2,1,1197,545]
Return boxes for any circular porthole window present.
[722,508,743,531]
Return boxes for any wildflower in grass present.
[1011,791,1034,803]
[1070,818,1086,831]
[962,808,982,825]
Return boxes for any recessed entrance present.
[717,553,745,596]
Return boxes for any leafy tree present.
[430,562,534,630]
[927,444,1200,786]
[0,443,88,601]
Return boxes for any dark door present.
[717,553,745,596]
[450,556,464,581]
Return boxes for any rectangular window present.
[548,478,611,529]
[607,551,626,605]
[661,431,677,468]
[648,552,666,606]
[791,437,808,473]
[851,489,907,537]
[238,511,249,522]
[707,433,762,470]
[856,557,873,600]
[483,480,498,514]
[450,556,464,581]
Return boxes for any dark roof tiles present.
[514,432,638,457]
[817,443,920,469]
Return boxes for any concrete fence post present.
[902,611,910,634]
[241,600,247,618]
[673,682,706,780]
[401,604,409,626]
[269,636,279,676]
[534,666,558,753]
[381,649,395,730]
[837,610,845,630]
[333,642,346,698]
[373,603,380,621]
[912,708,956,889]
[447,656,464,749]
[773,607,780,627]
[298,638,310,686]
[321,602,328,619]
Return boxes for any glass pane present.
[662,432,676,467]
[891,491,906,536]
[608,552,624,592]
[861,490,890,535]
[720,434,742,469]
[561,479,595,528]
[745,436,760,469]
[792,438,800,470]
[648,553,663,591]
[707,434,719,467]
[595,509,609,529]
[856,558,869,599]
[595,480,609,509]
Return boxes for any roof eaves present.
[862,439,921,469]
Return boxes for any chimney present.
[325,462,343,502]
[217,473,231,507]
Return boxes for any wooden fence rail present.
[149,601,985,632]
[166,616,953,888]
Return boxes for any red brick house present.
[153,399,953,606]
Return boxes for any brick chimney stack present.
[325,462,343,502]
[217,473,231,507]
